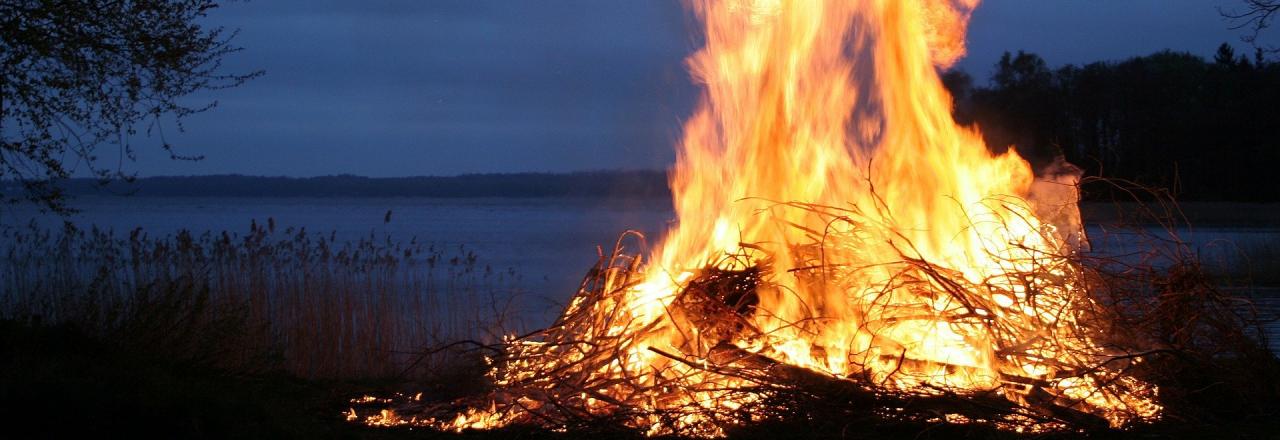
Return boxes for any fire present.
[363,0,1161,435]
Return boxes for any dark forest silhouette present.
[945,44,1280,201]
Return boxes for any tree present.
[969,51,1061,166]
[991,51,1052,91]
[949,47,1280,201]
[1,0,260,213]
[1215,42,1239,66]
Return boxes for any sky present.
[123,0,1278,177]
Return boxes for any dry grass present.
[0,220,525,380]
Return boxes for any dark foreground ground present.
[0,319,548,439]
[3,319,1278,440]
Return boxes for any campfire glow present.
[360,0,1162,435]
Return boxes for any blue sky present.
[122,0,1278,177]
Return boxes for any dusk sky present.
[127,0,1279,177]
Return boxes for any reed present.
[0,219,525,380]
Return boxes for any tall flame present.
[365,0,1160,435]
[663,0,1030,291]
[649,0,1090,394]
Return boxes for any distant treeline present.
[946,43,1280,201]
[40,171,671,198]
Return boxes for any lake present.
[4,196,1277,350]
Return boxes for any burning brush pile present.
[351,0,1277,436]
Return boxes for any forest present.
[945,43,1280,201]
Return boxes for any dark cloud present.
[130,0,1274,176]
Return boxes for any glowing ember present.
[361,0,1161,435]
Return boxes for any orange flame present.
[393,0,1160,435]
[648,0,1102,396]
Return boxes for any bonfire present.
[346,0,1273,436]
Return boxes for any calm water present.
[4,196,1277,350]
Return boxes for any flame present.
[657,0,1048,387]
[368,0,1161,435]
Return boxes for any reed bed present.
[0,220,525,380]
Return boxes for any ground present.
[4,319,1278,439]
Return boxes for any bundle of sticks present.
[358,232,1172,436]
[353,194,1280,438]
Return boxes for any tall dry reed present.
[0,219,525,379]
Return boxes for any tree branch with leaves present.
[0,0,260,213]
